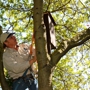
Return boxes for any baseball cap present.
[0,32,15,44]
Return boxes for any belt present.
[13,74,34,82]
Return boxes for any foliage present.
[0,0,34,43]
[52,44,90,90]
[4,69,13,89]
[0,0,90,90]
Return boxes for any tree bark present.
[33,0,53,90]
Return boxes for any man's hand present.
[29,55,37,65]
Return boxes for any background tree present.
[0,0,90,90]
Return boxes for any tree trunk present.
[33,0,53,90]
[0,26,11,90]
[38,65,52,90]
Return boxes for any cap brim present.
[7,33,15,39]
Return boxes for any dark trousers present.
[12,76,38,90]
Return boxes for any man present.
[0,32,38,90]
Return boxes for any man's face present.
[4,35,17,48]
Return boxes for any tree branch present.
[51,0,71,13]
[50,28,90,67]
